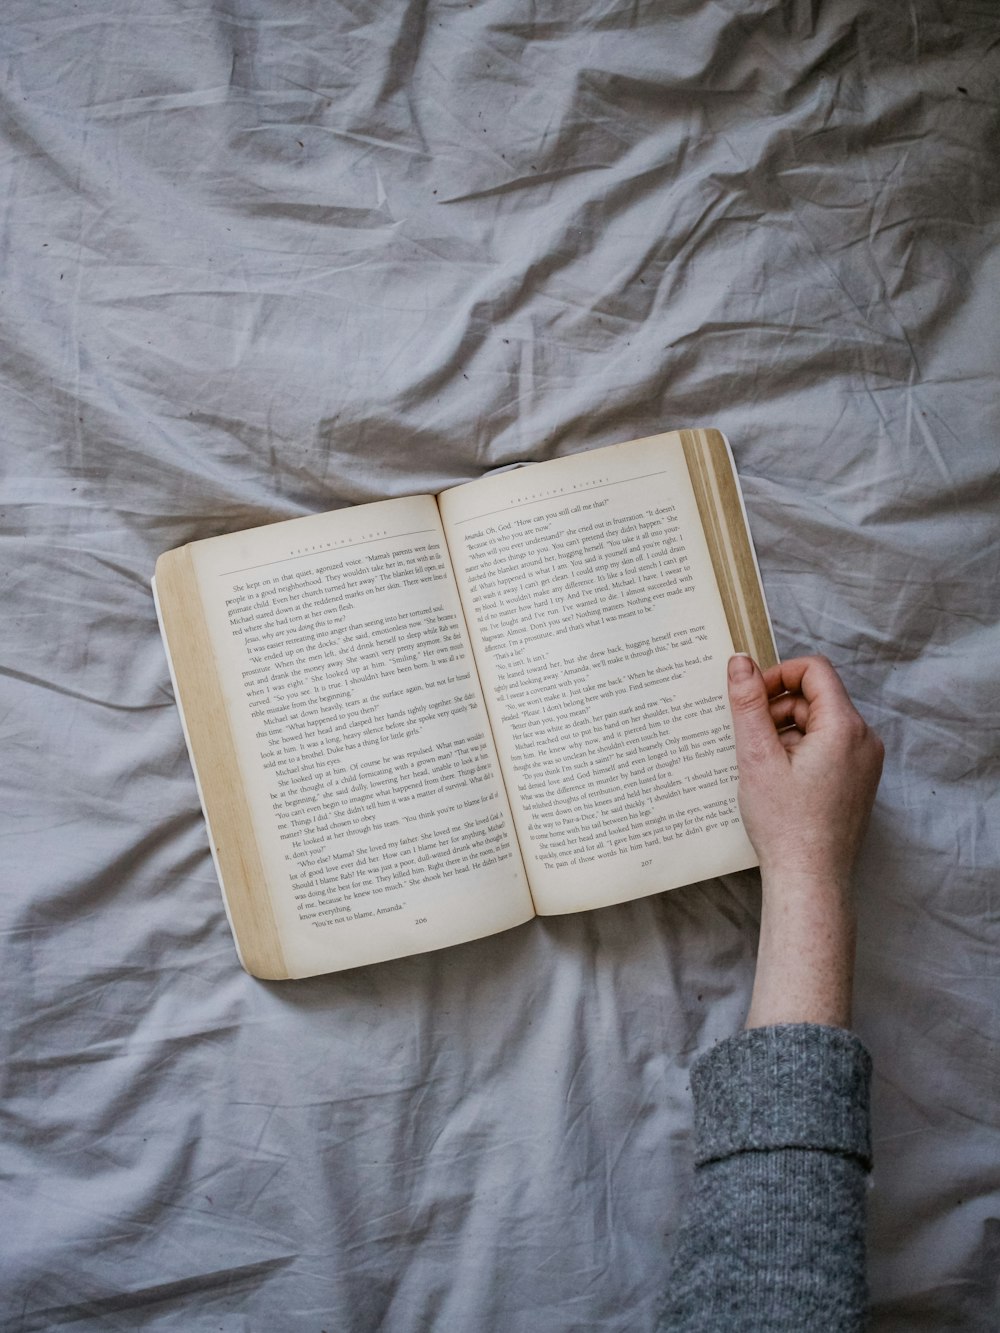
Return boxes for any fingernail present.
[728,653,753,681]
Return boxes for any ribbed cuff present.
[691,1024,872,1169]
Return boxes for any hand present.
[728,654,884,890]
[726,654,884,1029]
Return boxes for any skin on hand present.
[726,654,884,1030]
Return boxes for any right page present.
[438,429,776,915]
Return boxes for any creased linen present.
[2,3,998,1329]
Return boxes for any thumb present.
[727,654,782,763]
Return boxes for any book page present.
[186,495,533,976]
[439,433,760,915]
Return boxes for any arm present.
[735,654,882,1031]
[660,655,883,1332]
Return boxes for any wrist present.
[758,856,854,902]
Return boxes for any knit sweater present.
[659,1024,873,1332]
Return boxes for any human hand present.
[727,654,884,890]
[726,654,884,1028]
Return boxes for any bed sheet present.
[2,2,998,1329]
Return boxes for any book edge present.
[678,428,778,670]
[153,547,289,980]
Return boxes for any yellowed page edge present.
[153,546,288,979]
[679,429,777,670]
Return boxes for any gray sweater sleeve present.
[659,1024,873,1332]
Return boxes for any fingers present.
[727,654,785,763]
[763,655,854,711]
[760,656,881,771]
[768,692,810,732]
[778,727,805,750]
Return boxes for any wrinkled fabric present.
[1,2,998,1330]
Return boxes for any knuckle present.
[845,712,868,742]
[737,730,776,772]
[731,688,760,714]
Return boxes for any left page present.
[157,494,534,979]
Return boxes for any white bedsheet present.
[2,2,998,1328]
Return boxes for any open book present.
[154,429,776,979]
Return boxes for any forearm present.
[660,1025,872,1333]
[746,872,856,1030]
